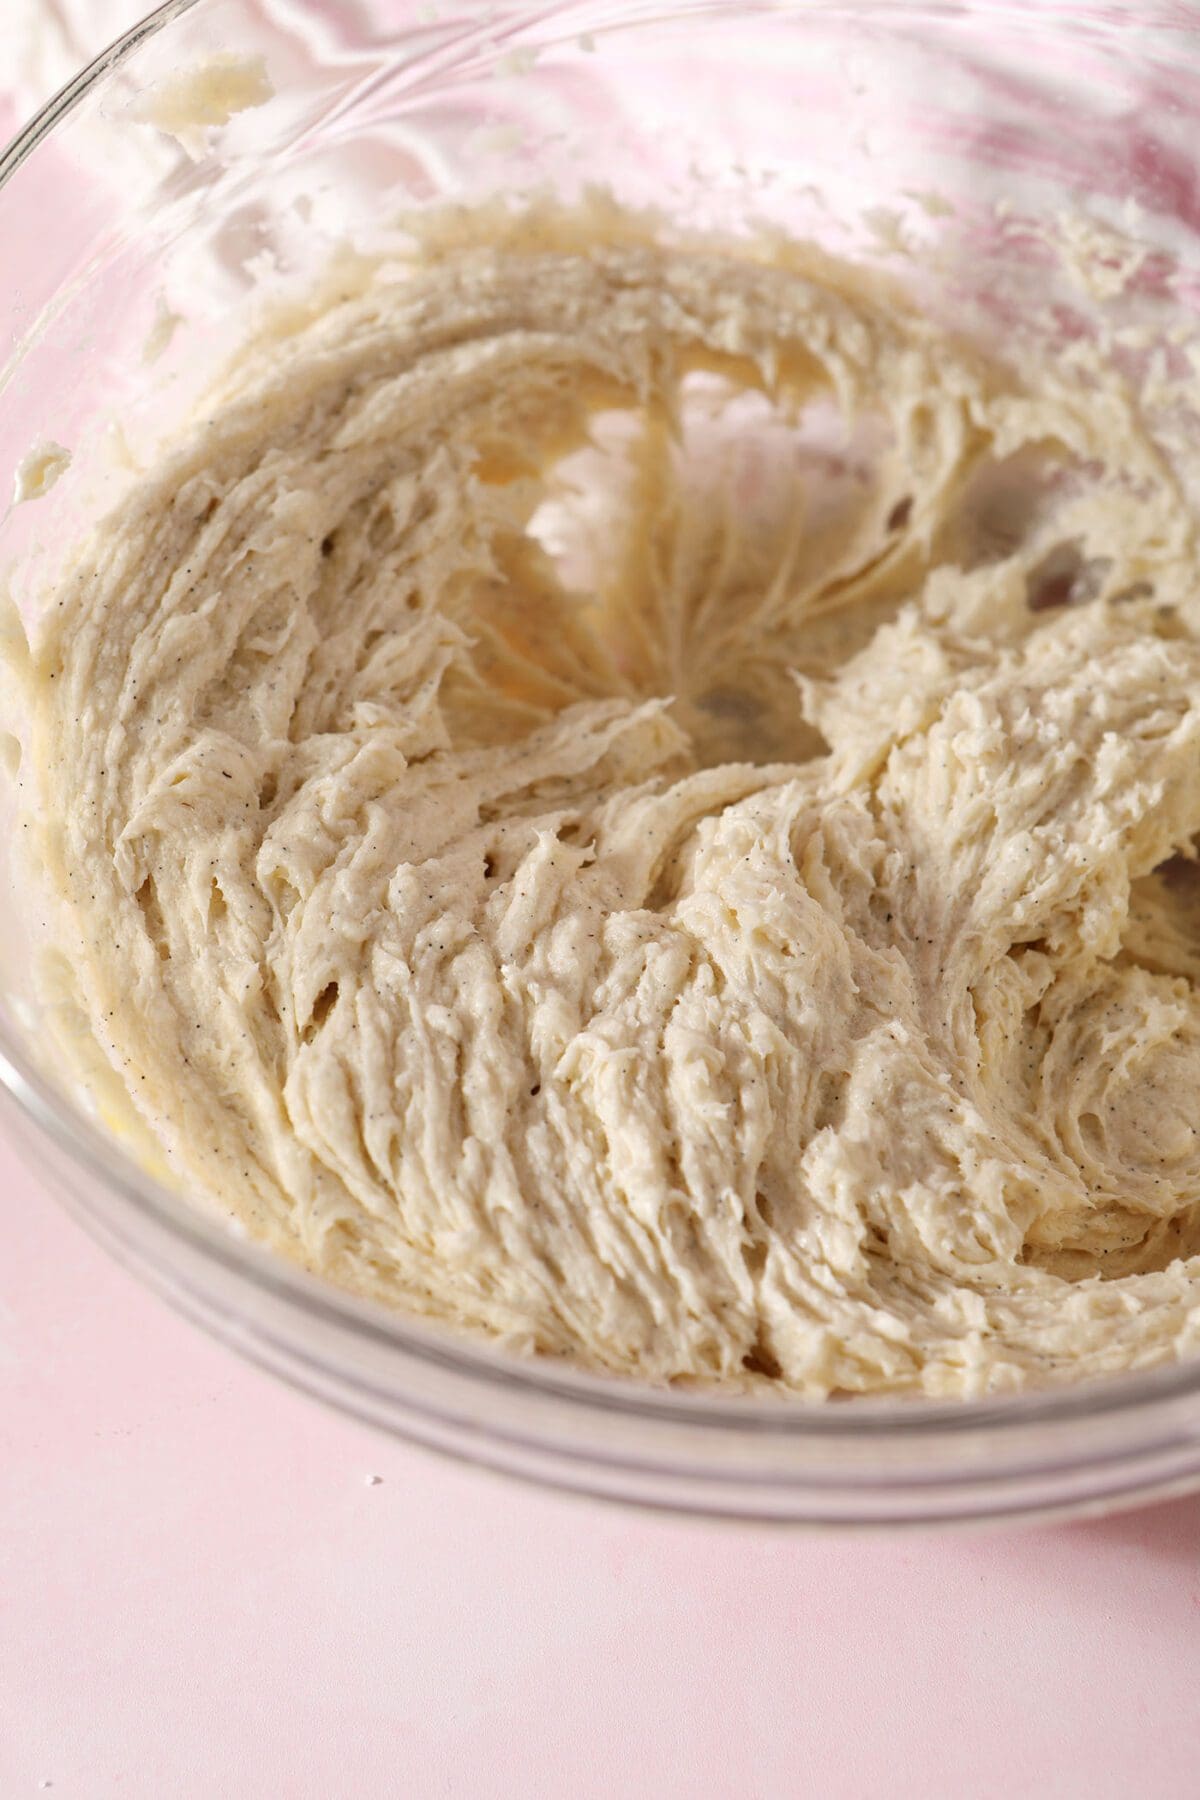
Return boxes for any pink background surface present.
[3,6,1200,1794]
[6,1155,1200,1796]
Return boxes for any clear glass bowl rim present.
[6,0,1200,1521]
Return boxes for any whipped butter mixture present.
[24,207,1200,1397]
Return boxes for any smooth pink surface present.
[3,1135,1200,1797]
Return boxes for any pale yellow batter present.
[23,207,1200,1396]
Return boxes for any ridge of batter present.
[23,204,1200,1397]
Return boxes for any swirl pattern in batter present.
[25,207,1200,1396]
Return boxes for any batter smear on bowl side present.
[23,205,1200,1397]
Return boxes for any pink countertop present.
[3,1137,1200,1797]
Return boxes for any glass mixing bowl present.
[5,0,1200,1526]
